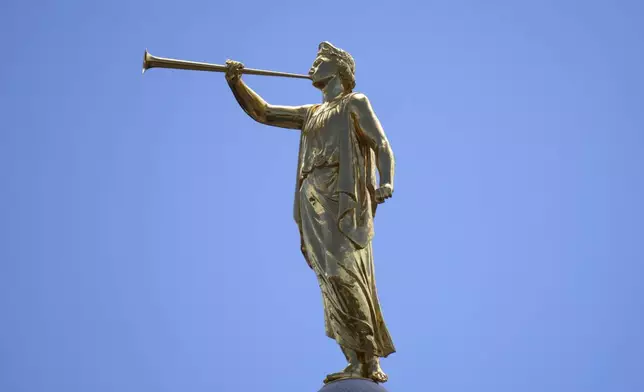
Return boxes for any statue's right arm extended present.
[226,60,311,130]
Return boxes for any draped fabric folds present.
[293,93,395,358]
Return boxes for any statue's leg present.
[341,345,362,373]
[363,356,388,383]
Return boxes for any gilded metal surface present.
[225,42,396,384]
[142,49,311,79]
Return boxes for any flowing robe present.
[293,92,395,358]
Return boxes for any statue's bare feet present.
[324,345,364,384]
[323,363,362,384]
[363,357,388,383]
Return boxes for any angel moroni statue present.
[225,42,396,387]
[143,41,398,390]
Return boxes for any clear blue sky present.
[1,1,643,391]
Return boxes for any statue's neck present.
[321,76,345,103]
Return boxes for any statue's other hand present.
[225,59,244,83]
[374,184,393,204]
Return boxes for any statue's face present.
[309,55,338,89]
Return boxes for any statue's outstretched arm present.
[350,93,395,202]
[226,60,311,130]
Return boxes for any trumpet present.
[142,49,311,80]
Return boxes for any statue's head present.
[309,41,355,92]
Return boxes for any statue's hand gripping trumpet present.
[144,42,396,384]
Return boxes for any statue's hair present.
[317,41,356,92]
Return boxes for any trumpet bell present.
[142,49,151,74]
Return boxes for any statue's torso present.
[294,92,377,250]
[300,96,352,177]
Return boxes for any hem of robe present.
[324,331,396,358]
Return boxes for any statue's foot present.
[364,357,388,383]
[323,364,362,384]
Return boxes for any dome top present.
[319,378,388,392]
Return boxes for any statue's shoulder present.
[346,92,372,113]
[304,103,321,117]
[347,91,368,103]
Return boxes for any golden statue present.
[143,42,396,384]
[225,42,395,384]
